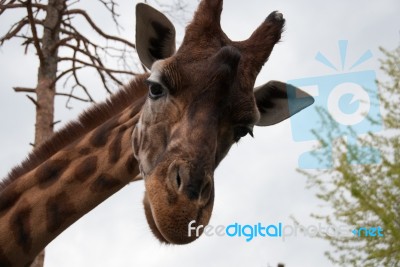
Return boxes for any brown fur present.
[0,75,148,192]
[45,191,76,233]
[0,74,148,266]
[10,204,32,253]
[73,156,98,182]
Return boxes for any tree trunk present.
[30,0,65,266]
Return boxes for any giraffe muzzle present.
[142,160,215,244]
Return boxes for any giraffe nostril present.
[176,172,182,189]
[167,161,187,192]
[167,161,213,202]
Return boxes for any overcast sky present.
[0,0,399,266]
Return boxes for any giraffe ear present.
[254,80,314,126]
[136,3,176,69]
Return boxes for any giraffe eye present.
[147,81,165,100]
[233,125,254,142]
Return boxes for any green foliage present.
[301,46,400,267]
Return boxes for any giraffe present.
[0,0,314,266]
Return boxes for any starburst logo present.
[287,40,382,169]
[315,40,373,71]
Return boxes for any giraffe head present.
[132,0,314,244]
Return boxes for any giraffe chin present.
[142,176,214,244]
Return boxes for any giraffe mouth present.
[142,180,214,244]
[143,193,170,243]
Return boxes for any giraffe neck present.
[0,75,148,267]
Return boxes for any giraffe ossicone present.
[0,0,314,265]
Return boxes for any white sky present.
[0,0,399,266]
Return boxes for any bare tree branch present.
[26,94,38,107]
[1,0,164,114]
[0,18,29,44]
[59,20,135,60]
[59,23,100,50]
[71,49,94,102]
[80,39,113,94]
[64,9,135,49]
[58,57,137,75]
[150,0,190,26]
[65,0,79,8]
[50,36,74,53]
[53,66,83,86]
[51,120,61,126]
[13,87,35,93]
[0,0,15,5]
[55,92,90,102]
[0,1,46,15]
[0,17,44,45]
[0,2,47,10]
[64,84,80,109]
[26,0,44,64]
[21,36,40,54]
[97,0,121,31]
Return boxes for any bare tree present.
[0,0,140,142]
[0,0,140,266]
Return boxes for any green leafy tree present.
[301,45,400,267]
